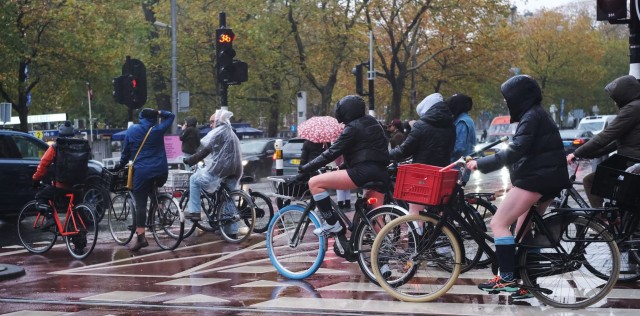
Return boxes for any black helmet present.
[334,95,365,124]
[58,121,75,137]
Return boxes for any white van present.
[577,115,616,135]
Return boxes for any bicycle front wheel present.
[217,190,255,243]
[519,215,619,309]
[267,205,326,279]
[17,200,57,254]
[151,194,184,250]
[371,214,462,302]
[64,203,98,260]
[250,191,274,234]
[108,193,135,245]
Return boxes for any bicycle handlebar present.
[440,136,509,172]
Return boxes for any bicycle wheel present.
[519,215,619,309]
[371,214,462,302]
[267,205,326,279]
[151,194,184,250]
[217,190,255,243]
[17,200,57,254]
[64,203,98,260]
[250,191,274,234]
[108,193,135,245]
[354,205,411,286]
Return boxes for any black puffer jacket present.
[300,141,330,165]
[574,75,640,159]
[476,75,569,195]
[301,97,389,173]
[180,116,200,155]
[389,101,455,167]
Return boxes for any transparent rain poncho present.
[192,109,242,193]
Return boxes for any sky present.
[512,0,586,12]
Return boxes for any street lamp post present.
[170,0,177,134]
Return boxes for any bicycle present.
[17,184,98,260]
[265,167,409,286]
[371,157,620,308]
[177,168,256,243]
[106,168,185,250]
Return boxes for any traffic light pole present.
[170,0,178,134]
[368,30,375,117]
[219,12,229,111]
[630,0,640,78]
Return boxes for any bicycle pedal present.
[486,290,501,295]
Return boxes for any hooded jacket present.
[301,96,389,173]
[448,94,476,161]
[574,75,640,159]
[476,75,569,195]
[120,110,175,191]
[390,94,455,167]
[180,116,200,155]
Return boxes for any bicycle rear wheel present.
[267,205,326,279]
[217,190,255,243]
[108,193,135,245]
[354,205,411,286]
[64,203,98,260]
[519,215,619,309]
[371,214,462,302]
[151,194,184,250]
[250,191,274,234]
[17,200,57,254]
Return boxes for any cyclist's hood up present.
[416,93,443,117]
[200,112,242,182]
[138,108,158,127]
[334,95,365,124]
[501,75,542,123]
[605,75,640,108]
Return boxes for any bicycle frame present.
[37,192,86,237]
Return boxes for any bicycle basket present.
[267,176,311,201]
[592,154,640,206]
[163,170,192,191]
[393,163,458,206]
[109,167,129,192]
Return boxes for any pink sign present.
[164,136,182,160]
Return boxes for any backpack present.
[54,138,91,185]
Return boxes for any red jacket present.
[33,145,71,189]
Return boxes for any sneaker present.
[313,221,343,236]
[510,288,534,300]
[477,276,519,293]
[184,212,201,221]
[380,263,392,280]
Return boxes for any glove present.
[625,163,640,174]
[294,172,310,183]
[32,180,41,188]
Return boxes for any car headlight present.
[242,160,248,166]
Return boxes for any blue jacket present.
[120,110,175,191]
[451,112,476,162]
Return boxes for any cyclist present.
[32,121,90,230]
[183,109,242,238]
[119,108,175,251]
[566,75,640,207]
[389,92,456,219]
[447,93,476,164]
[466,75,569,299]
[297,95,389,236]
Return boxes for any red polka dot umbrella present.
[297,116,344,143]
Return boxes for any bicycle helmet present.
[58,120,75,137]
[334,95,365,124]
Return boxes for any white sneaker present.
[313,221,343,236]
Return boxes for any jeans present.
[187,170,239,234]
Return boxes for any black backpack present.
[54,138,91,185]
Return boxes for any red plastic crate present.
[393,163,459,205]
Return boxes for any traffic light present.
[112,57,147,109]
[215,28,248,85]
[597,0,627,21]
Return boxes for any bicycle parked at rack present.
[17,183,98,259]
[370,146,620,308]
[106,168,185,250]
[265,166,409,286]
[177,164,256,243]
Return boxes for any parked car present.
[577,115,616,135]
[559,129,594,154]
[0,130,110,219]
[240,138,276,181]
[279,138,305,175]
